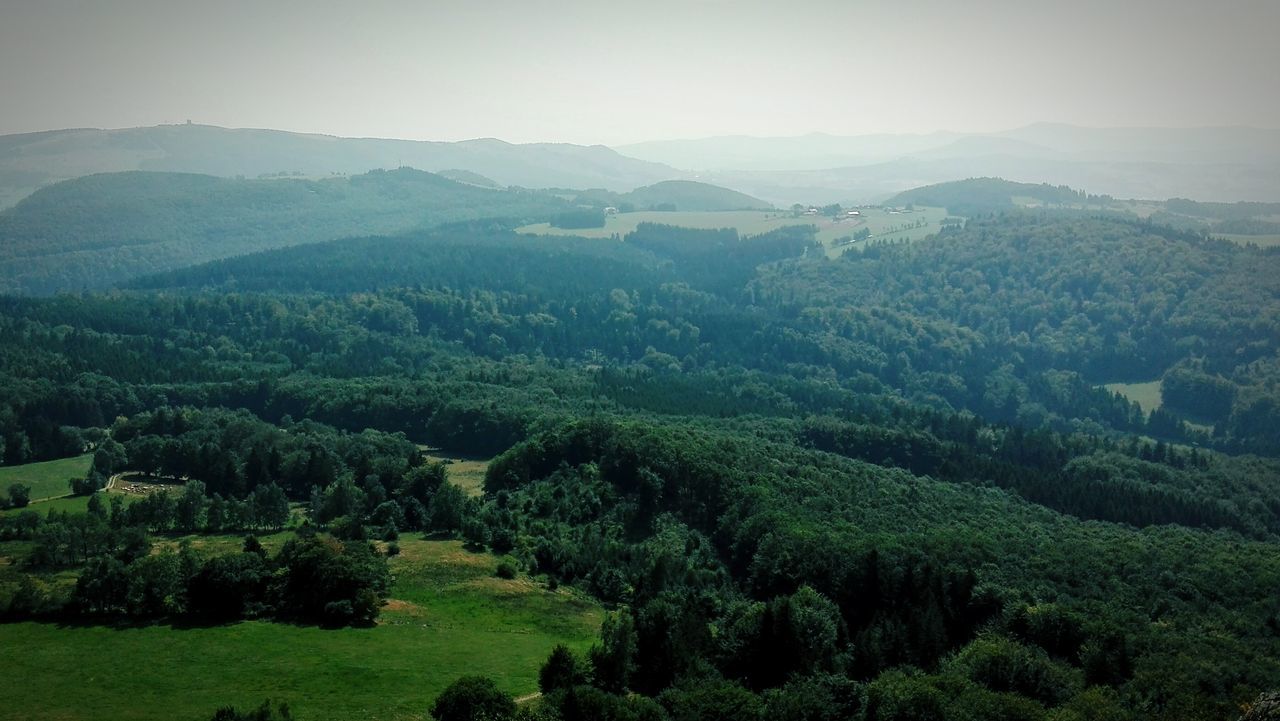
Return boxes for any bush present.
[496,561,517,579]
[431,676,515,721]
[946,635,1081,706]
[7,484,30,508]
[210,700,293,721]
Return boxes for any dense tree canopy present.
[1,207,1279,720]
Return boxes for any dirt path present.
[514,692,542,704]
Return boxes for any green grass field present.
[515,207,951,258]
[1104,380,1163,414]
[0,538,602,721]
[424,452,491,498]
[0,489,142,518]
[0,454,93,502]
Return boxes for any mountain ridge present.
[0,123,686,209]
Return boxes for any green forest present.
[2,202,1279,721]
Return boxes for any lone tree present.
[539,644,584,693]
[7,483,31,508]
[431,676,515,721]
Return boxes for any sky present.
[1,0,1278,146]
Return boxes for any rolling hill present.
[0,168,570,294]
[619,180,771,211]
[0,123,684,209]
[618,124,1280,204]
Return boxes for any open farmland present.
[516,206,951,256]
[0,538,602,721]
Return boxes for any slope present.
[0,168,569,294]
[620,180,772,211]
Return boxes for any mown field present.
[0,538,602,721]
[515,207,951,257]
[0,454,93,502]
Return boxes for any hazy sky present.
[2,0,1278,145]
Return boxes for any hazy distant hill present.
[889,178,1111,215]
[618,124,1280,204]
[0,167,569,294]
[436,169,502,188]
[619,180,771,211]
[618,132,976,171]
[0,124,683,208]
[890,178,1280,238]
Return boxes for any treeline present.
[5,518,388,627]
[889,178,1114,215]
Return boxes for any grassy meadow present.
[0,538,602,721]
[1104,380,1164,415]
[0,489,144,519]
[0,454,93,502]
[423,451,491,497]
[515,206,951,257]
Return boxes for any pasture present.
[515,206,951,258]
[0,538,602,721]
[0,454,93,502]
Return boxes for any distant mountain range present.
[4,123,1278,211]
[0,124,683,209]
[618,124,1280,204]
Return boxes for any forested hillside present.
[619,180,772,211]
[892,179,1280,242]
[755,213,1280,449]
[889,178,1115,215]
[0,168,568,294]
[2,207,1280,719]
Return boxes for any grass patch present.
[423,451,491,498]
[0,454,93,502]
[0,489,143,518]
[0,538,602,721]
[1105,380,1164,415]
[150,530,296,558]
